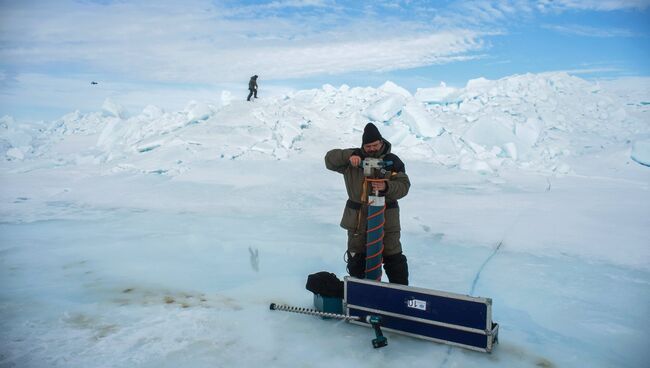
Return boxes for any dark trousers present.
[347,251,409,285]
[247,88,257,101]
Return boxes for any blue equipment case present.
[344,277,499,353]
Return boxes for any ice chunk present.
[275,121,302,149]
[221,90,232,106]
[430,131,457,155]
[554,163,571,174]
[363,95,405,122]
[136,141,162,153]
[502,142,518,160]
[185,101,212,122]
[463,118,516,151]
[4,127,32,148]
[465,77,492,91]
[96,118,121,151]
[415,82,460,103]
[6,147,24,160]
[379,81,411,98]
[401,101,443,138]
[102,98,125,119]
[631,139,650,167]
[459,156,492,173]
[142,105,164,119]
[322,84,337,94]
[381,123,410,146]
[515,118,541,147]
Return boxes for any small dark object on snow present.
[91,81,98,85]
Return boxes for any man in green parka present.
[325,123,410,285]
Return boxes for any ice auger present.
[361,158,393,281]
[269,303,388,348]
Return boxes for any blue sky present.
[1,0,649,121]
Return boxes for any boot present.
[383,252,409,285]
[346,252,366,279]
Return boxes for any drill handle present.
[365,315,388,348]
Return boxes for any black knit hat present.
[362,123,383,145]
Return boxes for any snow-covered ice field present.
[1,73,649,367]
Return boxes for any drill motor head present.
[362,158,386,177]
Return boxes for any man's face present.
[363,140,383,154]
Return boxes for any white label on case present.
[407,298,427,311]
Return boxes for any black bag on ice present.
[306,272,344,298]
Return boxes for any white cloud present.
[225,31,485,78]
[543,24,638,37]
[431,1,536,29]
[431,0,649,29]
[0,1,488,84]
[547,67,623,75]
[263,0,331,9]
[537,0,650,11]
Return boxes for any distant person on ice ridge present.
[325,123,411,285]
[247,75,258,101]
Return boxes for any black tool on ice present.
[269,303,388,349]
[366,315,388,348]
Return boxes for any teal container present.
[313,293,343,316]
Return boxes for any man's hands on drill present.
[349,155,361,167]
[371,181,386,192]
[350,154,387,192]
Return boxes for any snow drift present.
[2,72,648,176]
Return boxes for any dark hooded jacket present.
[249,76,258,91]
[325,139,410,233]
